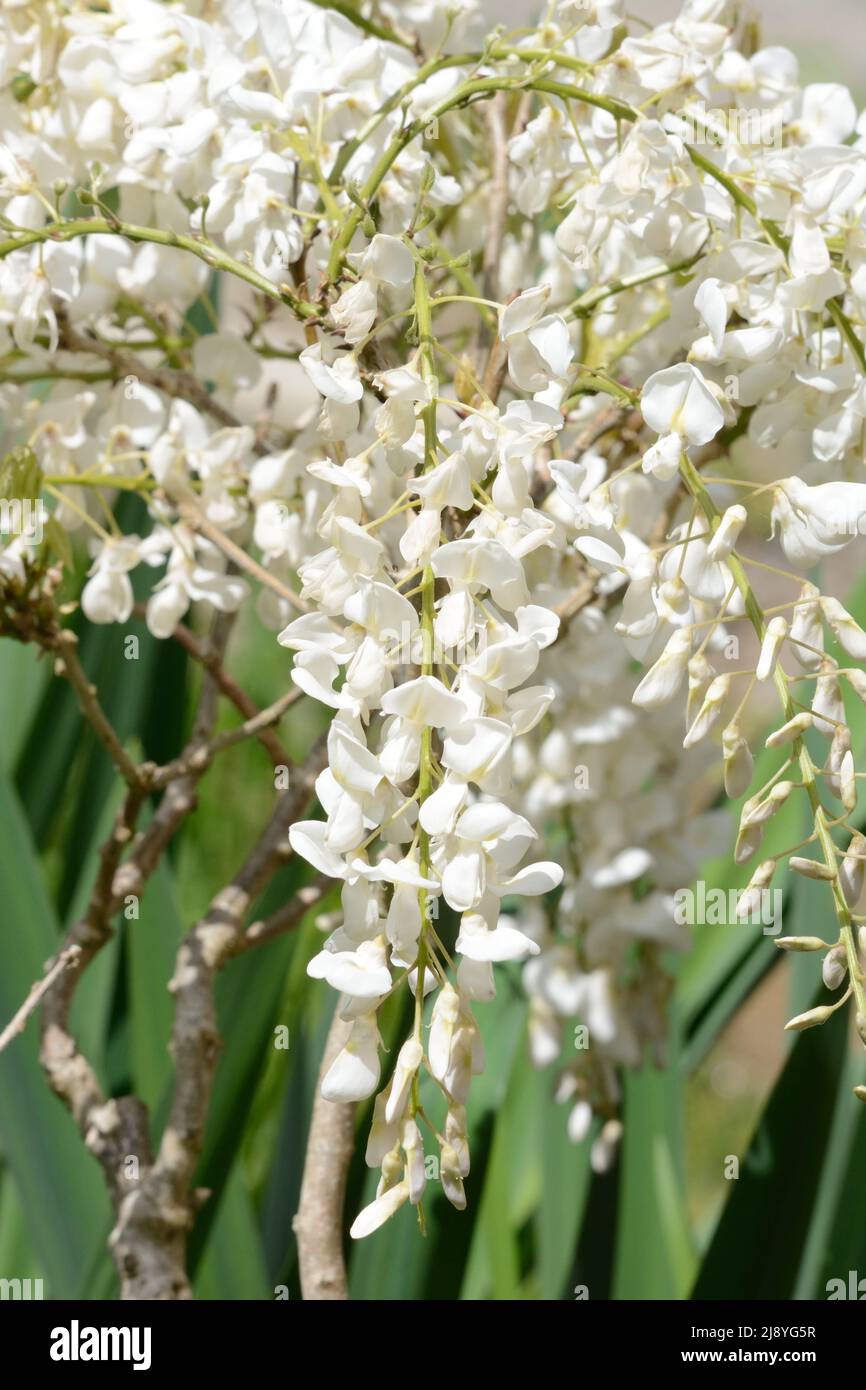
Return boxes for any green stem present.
[568,245,706,319]
[411,258,442,1035]
[326,75,633,280]
[304,0,414,48]
[679,451,866,1033]
[0,219,319,321]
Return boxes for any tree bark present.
[294,1007,356,1300]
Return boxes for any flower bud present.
[736,858,776,917]
[840,832,866,909]
[445,1104,470,1177]
[384,1036,424,1124]
[567,1099,593,1144]
[632,627,692,709]
[840,748,857,813]
[823,725,851,803]
[439,1143,467,1210]
[687,653,715,727]
[774,936,828,951]
[789,582,824,671]
[590,1119,623,1174]
[822,944,848,991]
[756,616,787,681]
[742,780,794,827]
[683,673,730,748]
[821,596,866,659]
[735,820,764,864]
[349,1179,410,1240]
[656,577,692,625]
[366,1093,400,1167]
[707,504,747,561]
[765,711,813,747]
[785,1004,835,1032]
[811,666,845,738]
[723,722,753,798]
[401,1117,427,1205]
[788,856,836,881]
[845,667,866,705]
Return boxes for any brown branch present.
[482,93,510,306]
[0,946,81,1055]
[151,686,302,788]
[50,628,148,789]
[58,318,265,445]
[177,501,309,613]
[240,873,332,952]
[294,1006,355,1300]
[110,735,328,1298]
[35,613,234,1300]
[18,569,323,1299]
[39,785,152,1209]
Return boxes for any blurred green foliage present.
[2,553,866,1301]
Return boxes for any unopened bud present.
[774,936,828,952]
[840,833,866,909]
[766,711,812,748]
[821,596,866,660]
[756,616,787,681]
[735,820,764,864]
[845,668,866,705]
[687,653,715,726]
[789,582,824,672]
[736,859,776,917]
[812,665,844,738]
[657,578,692,625]
[707,504,747,562]
[683,673,730,749]
[785,1004,835,1032]
[788,856,836,881]
[632,627,692,709]
[840,749,857,813]
[741,780,794,828]
[590,1119,623,1175]
[723,722,753,799]
[822,944,848,991]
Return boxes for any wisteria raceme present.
[5,0,866,1243]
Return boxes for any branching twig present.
[481,93,510,307]
[150,686,303,788]
[177,501,308,613]
[294,1006,355,1300]
[58,317,259,441]
[50,628,148,789]
[240,873,332,952]
[0,945,81,1055]
[110,736,328,1298]
[39,785,151,1208]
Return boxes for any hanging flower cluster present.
[4,0,866,1237]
